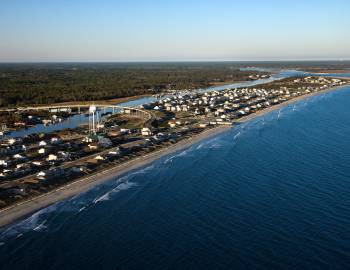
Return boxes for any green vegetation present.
[2,61,348,108]
[0,62,269,107]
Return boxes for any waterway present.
[1,83,350,269]
[8,69,308,138]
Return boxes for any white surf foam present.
[0,204,57,240]
[196,143,205,150]
[33,220,47,232]
[163,149,191,164]
[78,206,86,212]
[277,109,282,119]
[197,136,225,150]
[233,131,241,140]
[93,181,137,204]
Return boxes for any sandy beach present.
[0,84,349,228]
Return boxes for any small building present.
[37,168,65,180]
[88,143,99,150]
[82,136,94,143]
[13,153,26,160]
[58,151,70,160]
[0,159,10,167]
[120,128,131,134]
[168,121,176,128]
[39,140,47,146]
[141,128,152,136]
[95,155,105,161]
[108,147,120,156]
[51,137,62,145]
[32,161,44,167]
[3,138,16,146]
[46,154,58,161]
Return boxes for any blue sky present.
[0,0,349,62]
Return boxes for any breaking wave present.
[33,220,47,232]
[78,206,86,212]
[93,182,137,204]
[91,164,154,204]
[0,164,154,241]
[163,148,193,164]
[0,204,58,241]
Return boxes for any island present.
[0,75,349,227]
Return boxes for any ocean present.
[1,85,350,269]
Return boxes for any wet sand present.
[0,84,349,228]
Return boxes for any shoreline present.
[0,94,153,112]
[236,84,347,123]
[0,84,349,228]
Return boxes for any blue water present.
[307,72,350,78]
[8,69,349,138]
[8,96,157,138]
[1,86,350,269]
[8,69,310,138]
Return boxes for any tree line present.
[0,62,269,107]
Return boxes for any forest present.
[1,61,348,108]
[0,62,268,107]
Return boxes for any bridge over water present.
[2,104,153,121]
[1,103,155,137]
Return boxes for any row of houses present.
[294,77,347,88]
[145,77,348,126]
[148,87,289,120]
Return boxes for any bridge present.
[1,104,153,121]
[0,104,155,133]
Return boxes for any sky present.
[0,0,349,62]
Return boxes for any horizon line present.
[1,58,350,64]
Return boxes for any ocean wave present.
[93,181,137,204]
[91,164,154,204]
[233,131,241,141]
[277,109,282,119]
[209,142,224,149]
[196,143,205,150]
[163,148,192,164]
[129,163,154,176]
[78,206,86,212]
[200,136,225,150]
[33,220,47,232]
[8,163,155,225]
[91,166,150,204]
[0,204,58,241]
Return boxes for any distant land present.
[0,61,349,108]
